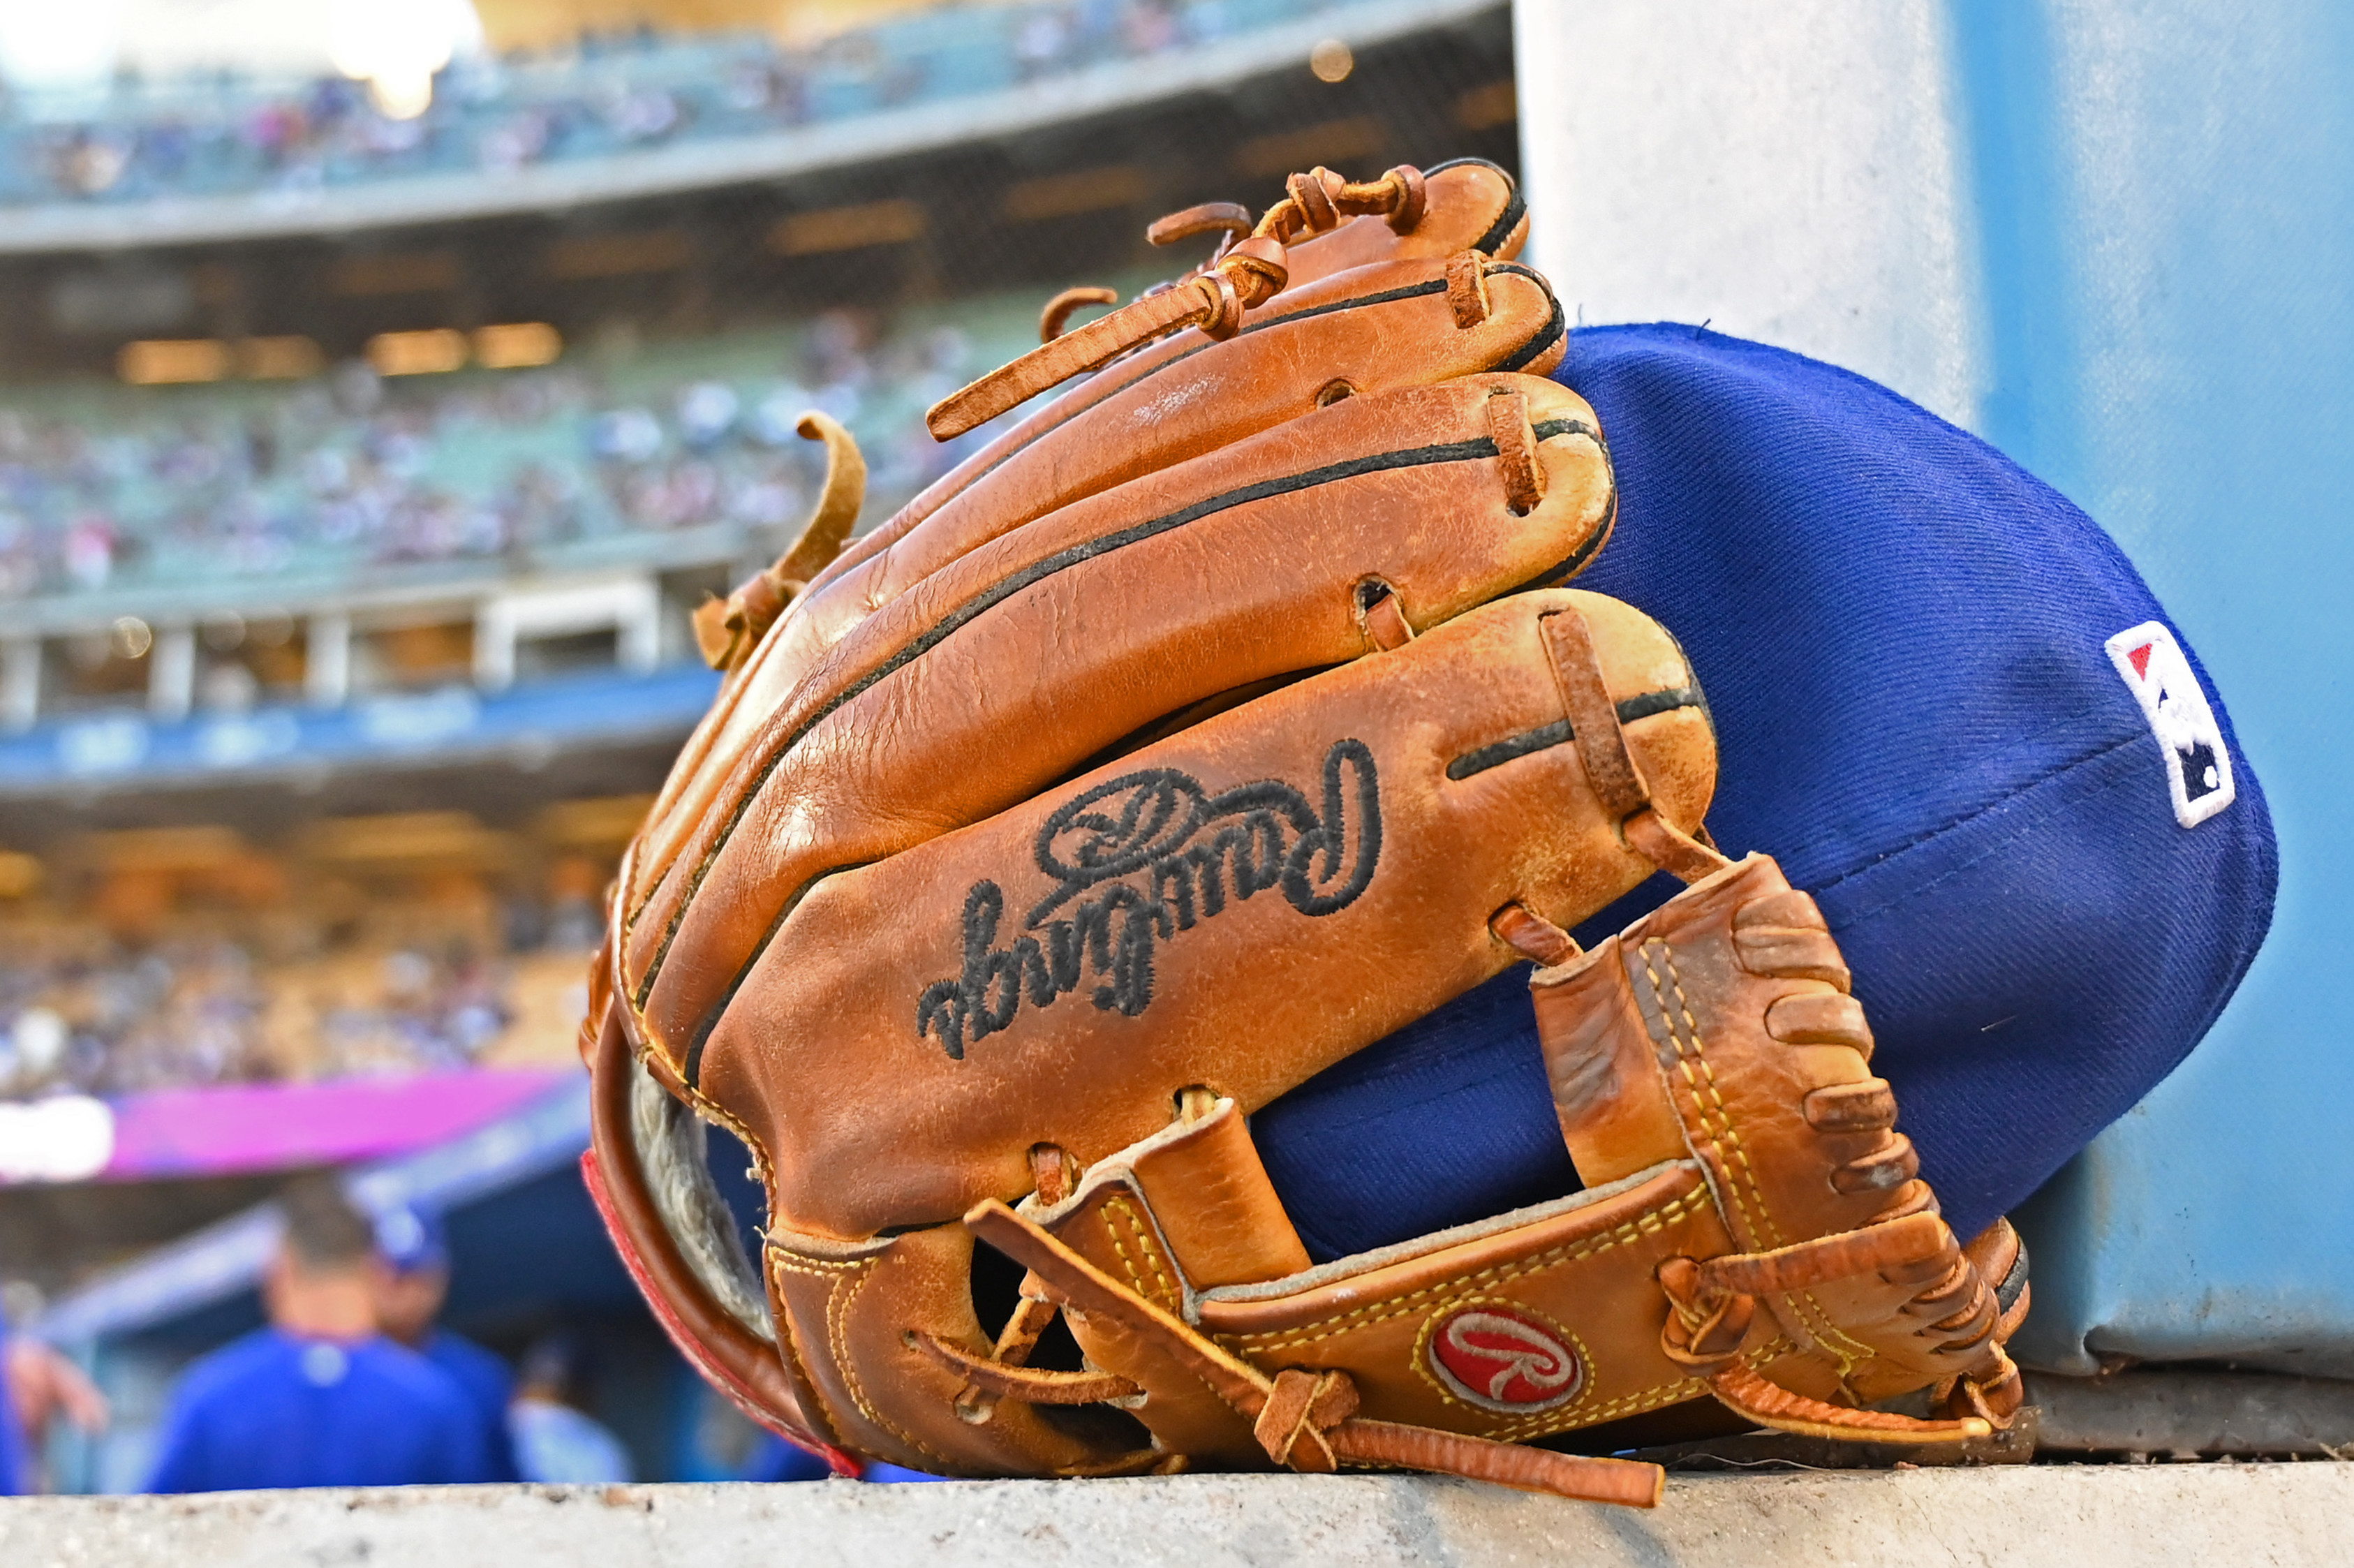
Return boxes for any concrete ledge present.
[2032,1370,2354,1456]
[3,1466,2349,1568]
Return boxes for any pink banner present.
[97,1070,577,1181]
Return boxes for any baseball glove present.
[582,161,2027,1507]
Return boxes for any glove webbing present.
[1535,607,2027,1442]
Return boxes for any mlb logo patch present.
[2105,621,2235,829]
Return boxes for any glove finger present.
[631,254,1566,896]
[1276,156,1530,290]
[812,254,1561,626]
[620,374,1615,1077]
[630,166,1536,908]
[808,160,1529,607]
[692,588,1712,1238]
[802,258,1564,664]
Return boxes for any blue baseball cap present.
[1253,323,2277,1260]
[373,1202,450,1275]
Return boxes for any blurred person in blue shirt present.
[371,1203,521,1482]
[145,1176,491,1493]
[507,1333,631,1485]
[0,1296,21,1496]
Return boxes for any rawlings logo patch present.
[1426,1305,1585,1413]
[917,739,1380,1059]
[2105,621,2235,829]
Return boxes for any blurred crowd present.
[0,0,1317,207]
[0,864,605,1100]
[0,304,1013,605]
[0,935,517,1097]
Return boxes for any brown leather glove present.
[581,161,2023,1504]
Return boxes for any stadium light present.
[0,1095,114,1183]
[769,200,928,257]
[327,0,481,121]
[367,327,470,376]
[1002,167,1150,224]
[473,323,563,369]
[1457,80,1517,132]
[239,336,327,380]
[118,338,232,385]
[1236,117,1386,181]
[0,851,38,901]
[0,7,121,90]
[542,231,693,281]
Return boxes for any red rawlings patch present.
[1428,1306,1585,1412]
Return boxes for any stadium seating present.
[0,1,1332,209]
[0,291,1045,610]
[0,802,645,1098]
[0,0,1518,1123]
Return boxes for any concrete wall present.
[1514,0,2354,1373]
[3,1469,2351,1568]
[1516,0,1981,427]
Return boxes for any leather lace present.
[927,165,1435,441]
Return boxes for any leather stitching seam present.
[1643,939,1878,1374]
[1103,1196,1182,1311]
[630,431,1531,1013]
[1478,1338,1795,1444]
[1216,1185,1710,1352]
[767,1244,958,1470]
[1641,940,1772,1249]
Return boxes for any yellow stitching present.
[1480,1338,1795,1444]
[1224,1188,1705,1352]
[1097,1199,1150,1298]
[1645,941,1845,1359]
[616,836,642,937]
[1646,941,1877,1373]
[613,852,777,1208]
[767,1241,957,1470]
[1082,1197,1262,1421]
[1641,941,1773,1250]
[1651,942,1869,1367]
[760,1250,862,1418]
[619,609,790,935]
[1103,1196,1180,1310]
[1076,1197,1308,1433]
[1219,1186,1712,1352]
[1486,1378,1705,1443]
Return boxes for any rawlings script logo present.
[1428,1307,1584,1412]
[917,739,1381,1059]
